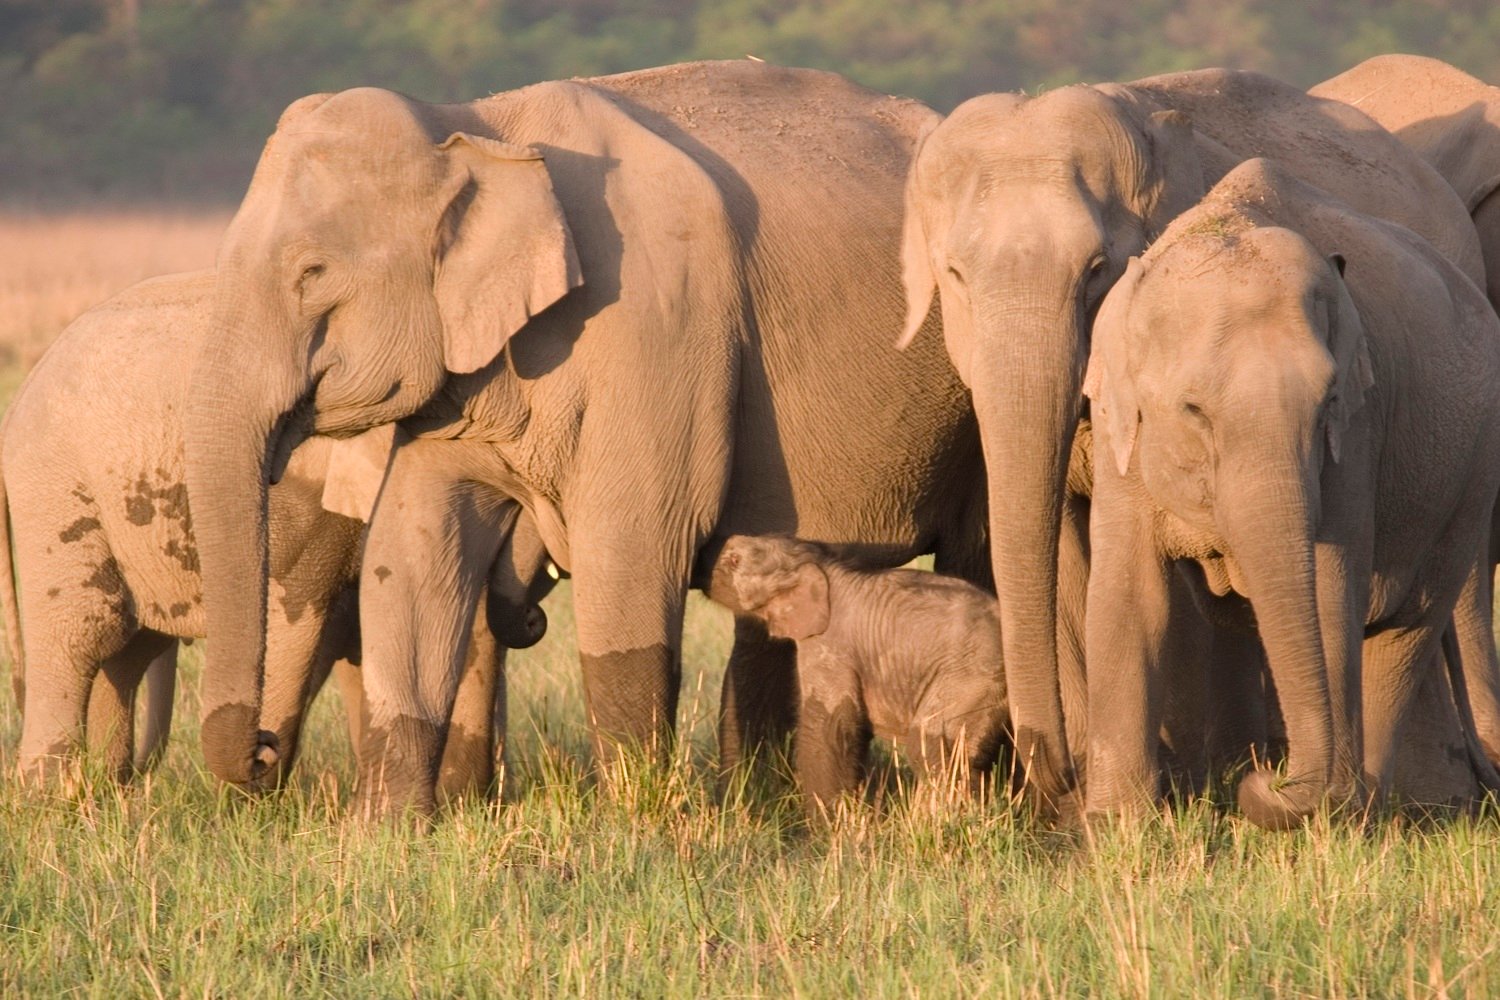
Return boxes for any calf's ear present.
[764,563,831,641]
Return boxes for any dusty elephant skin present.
[708,535,1008,820]
[1082,158,1500,829]
[900,66,1487,809]
[190,60,987,816]
[0,272,552,794]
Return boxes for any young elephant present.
[1,271,552,792]
[1082,158,1500,829]
[708,535,1008,817]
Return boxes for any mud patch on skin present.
[579,644,680,769]
[373,565,392,583]
[162,538,199,574]
[59,516,101,543]
[84,556,125,598]
[124,477,191,529]
[436,721,495,806]
[169,602,191,618]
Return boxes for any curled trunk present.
[1220,463,1337,830]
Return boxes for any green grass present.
[4,587,1500,997]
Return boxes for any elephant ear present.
[434,133,583,375]
[321,422,405,521]
[897,121,939,351]
[1140,109,1206,236]
[1083,256,1144,477]
[321,423,405,521]
[1321,253,1375,464]
[762,562,831,642]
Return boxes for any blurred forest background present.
[5,0,1500,202]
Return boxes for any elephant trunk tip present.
[1237,768,1322,831]
[201,703,282,789]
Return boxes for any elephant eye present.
[1087,254,1108,276]
[296,263,326,296]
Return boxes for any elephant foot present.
[358,715,443,821]
[1236,769,1325,831]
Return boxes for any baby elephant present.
[709,535,1008,817]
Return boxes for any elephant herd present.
[7,53,1500,831]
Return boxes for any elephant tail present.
[0,411,24,708]
[1440,624,1500,796]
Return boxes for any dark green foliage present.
[5,1,1500,200]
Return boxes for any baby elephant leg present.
[906,698,1007,802]
[794,644,870,821]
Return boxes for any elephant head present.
[709,535,833,641]
[899,85,1204,803]
[1086,223,1373,828]
[189,87,582,786]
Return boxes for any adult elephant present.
[187,61,986,800]
[1311,55,1500,765]
[900,68,1487,807]
[1083,158,1500,826]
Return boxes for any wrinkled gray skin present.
[708,535,1008,819]
[1083,159,1500,829]
[2,272,550,795]
[1312,54,1500,764]
[901,67,1487,808]
[190,61,986,813]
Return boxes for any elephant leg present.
[16,542,132,782]
[1451,553,1500,766]
[435,606,504,807]
[1204,627,1269,775]
[1155,570,1214,800]
[571,516,698,777]
[1363,624,1449,805]
[795,645,869,821]
[86,631,174,783]
[717,615,798,787]
[357,441,511,818]
[332,659,365,758]
[1056,490,1091,782]
[1388,642,1482,811]
[258,583,348,786]
[134,642,179,772]
[1083,500,1174,818]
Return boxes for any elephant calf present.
[1082,158,1500,829]
[708,535,1009,818]
[1,271,552,793]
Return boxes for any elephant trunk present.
[1220,458,1335,830]
[187,318,307,789]
[969,297,1084,805]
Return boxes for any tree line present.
[4,0,1499,201]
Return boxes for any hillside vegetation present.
[5,0,1500,200]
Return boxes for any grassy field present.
[3,211,1500,997]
